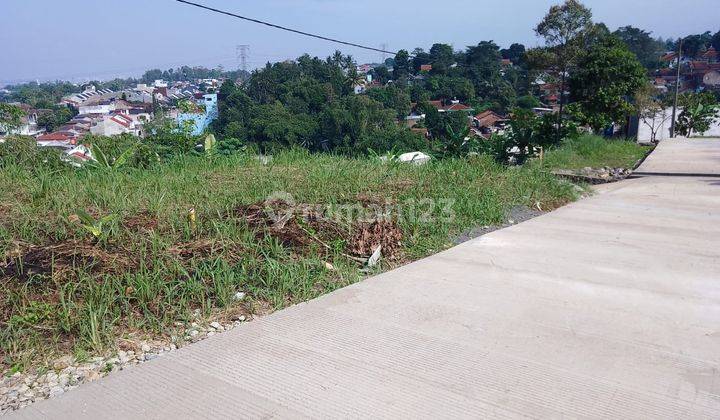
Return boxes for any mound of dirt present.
[1,240,132,281]
[234,200,403,261]
[236,201,348,252]
[347,220,403,259]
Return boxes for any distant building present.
[473,110,508,137]
[176,93,218,135]
[62,85,114,108]
[90,114,143,137]
[0,103,45,138]
[357,64,373,74]
[701,47,719,63]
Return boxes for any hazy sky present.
[1,0,717,84]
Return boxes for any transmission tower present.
[236,44,250,73]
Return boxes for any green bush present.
[0,136,65,170]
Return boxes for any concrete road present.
[635,137,720,176]
[9,139,720,419]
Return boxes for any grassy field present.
[538,135,652,171]
[0,135,648,373]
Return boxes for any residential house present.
[357,64,373,74]
[701,47,719,63]
[90,113,141,136]
[176,93,218,135]
[62,85,114,108]
[427,99,473,113]
[124,85,155,103]
[78,100,116,115]
[0,103,46,138]
[472,110,508,138]
[36,132,76,148]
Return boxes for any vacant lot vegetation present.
[538,135,652,170]
[0,147,582,372]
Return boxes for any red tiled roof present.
[443,103,471,112]
[702,47,718,59]
[689,61,720,72]
[37,132,71,141]
[419,64,432,71]
[660,52,677,62]
[424,100,472,112]
[113,113,133,123]
[474,110,507,127]
[110,116,131,128]
[500,58,512,66]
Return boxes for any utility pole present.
[236,44,250,73]
[670,38,682,138]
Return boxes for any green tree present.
[613,26,665,70]
[0,103,25,134]
[500,43,526,65]
[247,102,318,151]
[366,85,411,119]
[429,43,455,75]
[712,30,720,52]
[393,49,411,81]
[568,34,647,132]
[531,0,593,139]
[411,48,431,73]
[681,32,713,58]
[675,91,719,137]
[36,106,75,132]
[372,66,391,84]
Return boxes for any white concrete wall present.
[637,106,720,142]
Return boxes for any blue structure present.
[176,93,218,135]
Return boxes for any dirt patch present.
[1,240,133,281]
[122,211,158,234]
[348,220,403,260]
[234,200,403,260]
[236,201,348,254]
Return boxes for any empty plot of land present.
[9,141,720,419]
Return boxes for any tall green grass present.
[1,149,580,372]
[538,135,652,171]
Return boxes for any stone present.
[48,387,64,398]
[57,374,69,387]
[85,371,101,382]
[398,151,431,165]
[210,322,222,330]
[233,291,246,301]
[141,343,151,353]
[52,355,74,370]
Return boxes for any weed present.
[0,147,628,372]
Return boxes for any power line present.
[174,0,398,56]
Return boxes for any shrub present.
[0,136,65,170]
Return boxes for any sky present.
[1,0,717,85]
